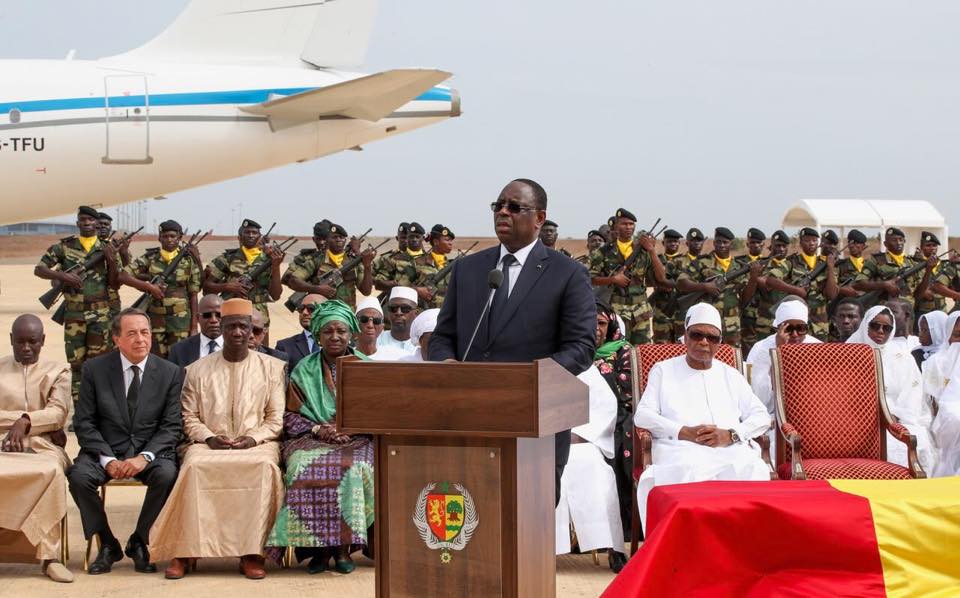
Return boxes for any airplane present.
[0,0,460,226]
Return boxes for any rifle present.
[424,241,479,290]
[283,230,377,312]
[130,230,211,311]
[675,255,772,314]
[346,228,373,258]
[233,236,298,292]
[795,243,850,289]
[856,250,952,308]
[41,227,144,322]
[259,222,277,246]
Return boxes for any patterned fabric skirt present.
[265,435,374,562]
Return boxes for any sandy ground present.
[0,263,618,596]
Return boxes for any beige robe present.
[149,351,285,559]
[0,356,71,561]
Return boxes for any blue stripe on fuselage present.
[0,86,452,114]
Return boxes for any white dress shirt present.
[303,330,316,353]
[497,238,539,296]
[199,333,223,358]
[100,353,153,468]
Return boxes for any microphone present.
[463,268,503,360]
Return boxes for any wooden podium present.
[337,358,588,598]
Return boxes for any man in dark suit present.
[429,178,595,502]
[167,294,223,368]
[274,293,324,371]
[67,308,183,575]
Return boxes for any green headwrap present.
[290,299,365,423]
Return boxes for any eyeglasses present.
[387,304,415,314]
[687,330,722,344]
[490,200,537,214]
[200,311,221,319]
[252,326,265,335]
[869,321,894,334]
[358,315,384,325]
[782,323,808,335]
[300,304,316,314]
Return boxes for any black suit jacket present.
[73,351,184,461]
[167,334,202,368]
[275,331,312,371]
[429,240,595,374]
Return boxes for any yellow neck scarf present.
[801,252,817,270]
[664,252,679,260]
[748,254,760,262]
[687,253,698,261]
[431,252,446,270]
[327,250,345,268]
[887,252,904,267]
[159,248,179,263]
[714,255,732,272]
[850,256,864,272]
[78,235,98,254]
[240,246,262,265]
[617,239,633,260]
[772,257,785,267]
[406,248,424,258]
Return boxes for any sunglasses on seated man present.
[687,330,722,344]
[358,315,384,325]
[200,311,221,320]
[387,304,415,314]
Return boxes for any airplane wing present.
[239,68,452,131]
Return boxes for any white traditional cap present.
[410,308,440,345]
[388,286,418,304]
[773,301,809,327]
[355,295,383,316]
[684,303,722,332]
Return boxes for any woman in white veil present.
[847,305,937,473]
[912,311,948,369]
[927,312,960,476]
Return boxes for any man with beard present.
[378,286,420,357]
[274,294,325,371]
[167,294,224,368]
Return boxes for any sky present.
[2,1,960,238]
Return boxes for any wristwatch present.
[141,452,154,463]
[728,429,741,444]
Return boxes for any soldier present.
[589,208,667,345]
[282,220,339,301]
[598,218,615,244]
[372,222,409,299]
[118,220,203,358]
[863,227,934,310]
[735,228,766,353]
[915,231,958,317]
[96,212,130,319]
[298,223,374,309]
[650,229,683,343]
[375,222,428,304]
[34,206,120,401]
[539,220,572,257]
[834,229,877,299]
[670,228,706,339]
[413,224,456,309]
[676,227,761,347]
[203,218,284,343]
[754,230,792,340]
[761,227,838,341]
[576,230,606,267]
[820,229,840,256]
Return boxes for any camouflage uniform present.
[207,249,276,324]
[413,253,452,309]
[734,254,764,352]
[589,243,657,344]
[373,250,421,293]
[868,252,925,311]
[916,260,955,317]
[285,249,365,309]
[756,258,790,339]
[677,253,751,347]
[38,236,114,400]
[650,254,680,343]
[769,254,833,341]
[124,248,202,357]
[670,255,700,340]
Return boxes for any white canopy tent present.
[781,199,948,252]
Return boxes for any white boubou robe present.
[929,341,960,476]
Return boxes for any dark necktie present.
[208,339,219,355]
[491,254,517,320]
[127,365,140,422]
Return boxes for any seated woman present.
[912,311,947,370]
[847,306,937,473]
[266,300,374,574]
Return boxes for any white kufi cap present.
[388,286,419,304]
[684,303,722,332]
[355,295,383,316]
[773,301,809,327]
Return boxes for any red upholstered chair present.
[771,343,926,481]
[628,343,772,555]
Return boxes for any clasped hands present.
[206,435,257,450]
[105,455,149,480]
[311,423,351,445]
[678,424,733,447]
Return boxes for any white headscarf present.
[409,308,440,345]
[922,311,960,400]
[773,301,808,327]
[846,305,896,350]
[918,311,948,359]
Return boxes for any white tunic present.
[376,330,416,356]
[931,342,960,476]
[633,355,771,532]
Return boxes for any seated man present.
[377,286,420,356]
[68,308,184,575]
[354,296,404,360]
[275,294,324,370]
[634,303,771,532]
[149,298,285,580]
[167,294,223,368]
[0,315,73,582]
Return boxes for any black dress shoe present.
[608,549,627,574]
[125,537,158,573]
[88,542,123,575]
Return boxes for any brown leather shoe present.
[164,557,190,580]
[239,555,266,580]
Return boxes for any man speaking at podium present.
[429,179,596,503]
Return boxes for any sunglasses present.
[358,315,384,325]
[388,304,415,314]
[300,304,316,314]
[200,311,221,319]
[869,321,894,334]
[252,326,265,335]
[490,200,537,214]
[688,330,722,344]
[782,323,808,335]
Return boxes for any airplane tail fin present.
[113,0,377,68]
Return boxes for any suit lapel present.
[488,241,550,344]
[108,352,130,428]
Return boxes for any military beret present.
[587,229,604,239]
[822,229,839,244]
[77,206,99,219]
[97,212,112,222]
[686,228,704,241]
[543,220,559,228]
[615,208,637,223]
[772,230,790,244]
[408,222,426,235]
[885,227,905,238]
[397,221,410,234]
[313,220,331,237]
[714,227,735,241]
[663,228,683,240]
[240,219,261,230]
[799,227,820,238]
[847,229,867,244]
[921,231,941,245]
[159,219,182,234]
[328,223,347,237]
[430,223,455,239]
[607,216,616,228]
[747,228,766,241]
